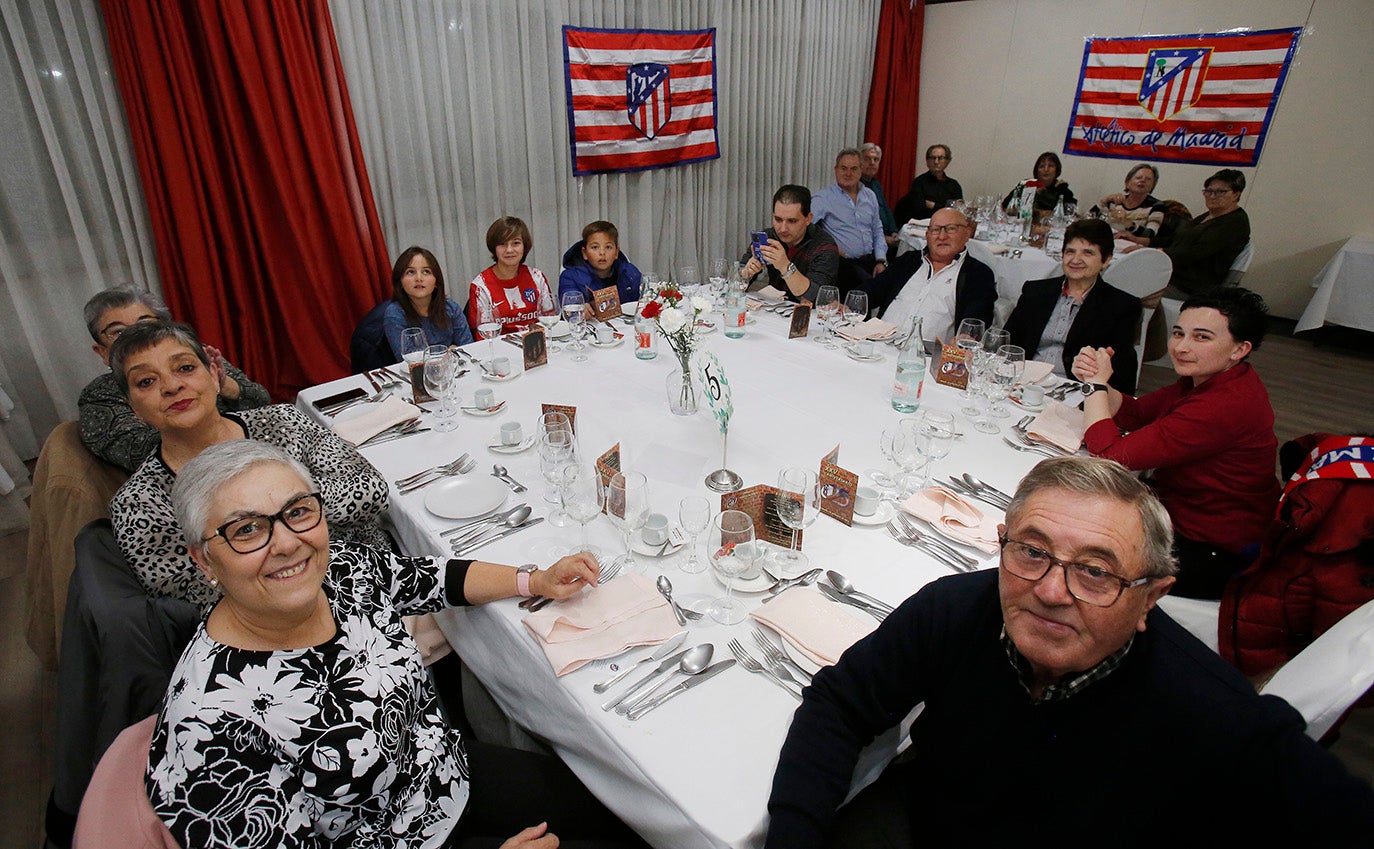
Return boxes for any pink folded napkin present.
[750,587,878,667]
[1016,361,1055,386]
[1026,398,1085,452]
[900,486,1001,554]
[522,574,681,676]
[836,318,899,341]
[332,395,419,446]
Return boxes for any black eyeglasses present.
[998,535,1151,607]
[1201,188,1235,197]
[204,493,324,554]
[927,155,950,161]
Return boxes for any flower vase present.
[666,365,698,416]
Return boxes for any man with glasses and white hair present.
[893,143,963,225]
[78,286,269,471]
[765,456,1374,848]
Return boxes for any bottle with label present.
[724,282,747,339]
[890,316,926,413]
[635,305,658,360]
[1018,183,1038,242]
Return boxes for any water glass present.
[920,410,956,479]
[773,468,820,577]
[561,462,604,558]
[990,344,1026,418]
[606,471,650,573]
[708,510,757,625]
[814,285,840,345]
[678,496,712,574]
[422,346,459,432]
[561,291,588,362]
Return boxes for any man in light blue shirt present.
[812,147,887,293]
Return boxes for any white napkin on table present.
[750,586,878,667]
[331,395,419,446]
[522,574,681,676]
[900,486,1001,554]
[836,318,899,341]
[1016,361,1055,386]
[1026,399,1085,453]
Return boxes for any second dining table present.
[297,307,1053,848]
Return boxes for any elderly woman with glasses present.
[147,440,639,849]
[1154,168,1251,298]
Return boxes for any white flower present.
[659,306,685,333]
[691,296,711,315]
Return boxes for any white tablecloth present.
[298,321,1048,848]
[1295,237,1374,333]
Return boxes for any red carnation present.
[641,300,662,319]
[662,288,681,301]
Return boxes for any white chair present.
[1102,248,1173,374]
[1258,597,1374,741]
[1225,240,1254,286]
[1158,595,1220,654]
[1145,241,1255,367]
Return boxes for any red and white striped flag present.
[563,26,719,175]
[1064,28,1301,167]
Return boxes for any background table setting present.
[296,301,1090,848]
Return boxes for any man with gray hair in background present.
[811,147,887,292]
[859,142,899,255]
[765,456,1374,848]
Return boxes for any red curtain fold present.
[98,0,391,400]
[864,0,925,205]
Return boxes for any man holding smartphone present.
[740,184,840,304]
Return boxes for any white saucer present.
[488,434,537,454]
[1010,396,1045,412]
[845,349,885,363]
[590,336,625,349]
[631,535,686,558]
[481,370,521,383]
[712,567,773,594]
[693,320,719,334]
[851,501,897,526]
[462,401,506,416]
[423,476,508,519]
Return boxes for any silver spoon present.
[656,575,691,625]
[441,503,527,537]
[617,643,714,715]
[824,570,895,613]
[962,473,1015,502]
[762,566,821,595]
[492,464,527,493]
[452,504,533,550]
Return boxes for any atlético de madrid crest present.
[626,62,671,140]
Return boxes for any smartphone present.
[751,230,769,262]
[312,387,366,411]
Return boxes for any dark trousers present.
[1171,531,1254,600]
[836,255,877,296]
[822,757,918,849]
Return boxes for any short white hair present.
[171,440,317,548]
[859,142,882,157]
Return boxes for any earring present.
[205,574,219,588]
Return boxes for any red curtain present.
[98,0,391,400]
[864,0,925,205]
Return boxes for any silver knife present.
[817,584,888,621]
[601,647,692,711]
[626,660,737,720]
[592,632,688,694]
[452,518,545,556]
[493,468,528,493]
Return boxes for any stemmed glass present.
[538,430,577,526]
[813,285,840,345]
[537,288,561,352]
[536,412,575,504]
[970,328,1009,433]
[708,509,757,625]
[561,291,588,363]
[422,345,459,432]
[561,462,604,557]
[708,258,728,306]
[605,471,650,573]
[476,300,502,365]
[399,327,427,364]
[886,421,929,496]
[842,290,870,340]
[677,496,711,575]
[990,344,1026,418]
[773,467,820,576]
[954,318,985,415]
[678,265,700,298]
[920,410,956,482]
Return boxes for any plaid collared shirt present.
[1001,625,1133,704]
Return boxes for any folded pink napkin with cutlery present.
[332,395,419,446]
[900,486,1001,554]
[750,587,878,667]
[1016,361,1055,386]
[522,574,681,676]
[836,318,899,341]
[1026,398,1085,452]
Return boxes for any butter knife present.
[591,632,688,694]
[626,660,736,720]
[452,517,545,556]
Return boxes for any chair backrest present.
[350,300,396,374]
[1102,247,1173,298]
[1225,241,1254,285]
[1259,597,1374,740]
[73,715,181,849]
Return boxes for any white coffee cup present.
[594,323,614,343]
[490,356,511,377]
[1020,383,1046,406]
[500,422,523,445]
[854,340,875,358]
[642,513,669,546]
[473,387,495,409]
[853,485,880,517]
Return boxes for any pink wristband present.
[516,565,536,597]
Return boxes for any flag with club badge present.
[1063,27,1301,167]
[563,26,719,175]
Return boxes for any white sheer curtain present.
[329,0,881,293]
[0,0,160,459]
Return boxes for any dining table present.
[296,310,1061,848]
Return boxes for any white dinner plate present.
[851,501,897,527]
[423,476,509,519]
[462,400,506,416]
[488,434,537,454]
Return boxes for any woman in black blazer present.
[1004,219,1141,393]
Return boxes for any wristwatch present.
[782,262,798,279]
[1086,383,1110,396]
[516,564,538,597]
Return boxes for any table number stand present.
[696,350,742,492]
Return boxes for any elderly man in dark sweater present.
[765,457,1374,848]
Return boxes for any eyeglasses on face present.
[927,224,968,235]
[1201,188,1235,197]
[998,535,1151,607]
[204,492,325,554]
[927,155,951,161]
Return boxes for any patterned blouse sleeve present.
[261,406,389,534]
[219,361,272,410]
[77,375,161,473]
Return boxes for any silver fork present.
[728,639,802,699]
[398,455,477,494]
[395,454,471,489]
[886,520,969,573]
[523,556,623,613]
[1002,436,1064,458]
[751,626,813,683]
[895,512,981,569]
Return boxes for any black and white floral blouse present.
[111,404,390,612]
[147,542,471,848]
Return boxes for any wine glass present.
[537,288,561,352]
[422,345,458,432]
[920,410,955,481]
[708,258,728,305]
[708,509,757,625]
[678,265,700,298]
[954,318,985,413]
[842,290,869,336]
[561,462,604,558]
[678,496,711,575]
[605,471,650,573]
[536,412,575,503]
[561,291,588,363]
[971,328,1009,433]
[888,421,929,496]
[774,468,820,577]
[538,429,576,525]
[476,299,502,365]
[990,344,1026,418]
[813,285,840,345]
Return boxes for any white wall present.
[917,0,1374,318]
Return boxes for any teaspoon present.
[452,505,533,550]
[824,570,896,613]
[656,575,690,625]
[617,643,714,715]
